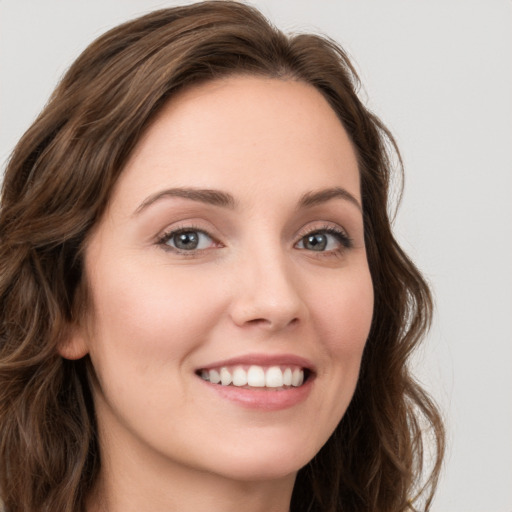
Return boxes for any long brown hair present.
[0,2,444,511]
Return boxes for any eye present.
[295,228,352,253]
[159,228,216,252]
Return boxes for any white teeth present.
[247,366,266,387]
[265,366,284,388]
[209,369,221,384]
[201,365,306,388]
[220,367,232,386]
[292,368,304,387]
[232,367,248,386]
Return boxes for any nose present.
[229,246,307,332]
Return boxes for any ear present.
[57,324,89,360]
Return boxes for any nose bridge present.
[230,234,306,330]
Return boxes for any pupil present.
[174,231,199,250]
[305,233,327,251]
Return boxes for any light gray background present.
[1,1,510,511]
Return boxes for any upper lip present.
[197,353,316,373]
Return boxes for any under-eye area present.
[196,365,313,390]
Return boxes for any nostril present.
[245,316,299,329]
[247,318,267,325]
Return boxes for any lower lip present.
[199,376,314,411]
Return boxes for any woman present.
[0,2,444,511]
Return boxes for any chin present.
[198,437,318,482]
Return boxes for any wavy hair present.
[0,2,444,511]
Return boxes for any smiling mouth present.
[196,365,311,390]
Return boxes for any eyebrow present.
[298,187,362,212]
[134,188,237,214]
[134,185,362,215]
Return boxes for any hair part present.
[0,2,444,511]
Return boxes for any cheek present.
[315,267,374,355]
[83,262,230,435]
[85,260,227,374]
[298,266,373,445]
[309,264,373,409]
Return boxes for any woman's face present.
[68,76,373,484]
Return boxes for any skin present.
[62,76,374,512]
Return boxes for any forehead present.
[112,75,360,211]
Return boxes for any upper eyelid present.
[157,222,347,238]
[156,220,218,239]
[294,221,350,239]
[158,226,215,240]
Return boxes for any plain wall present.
[1,1,511,510]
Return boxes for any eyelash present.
[156,224,218,256]
[156,224,353,256]
[295,225,353,255]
